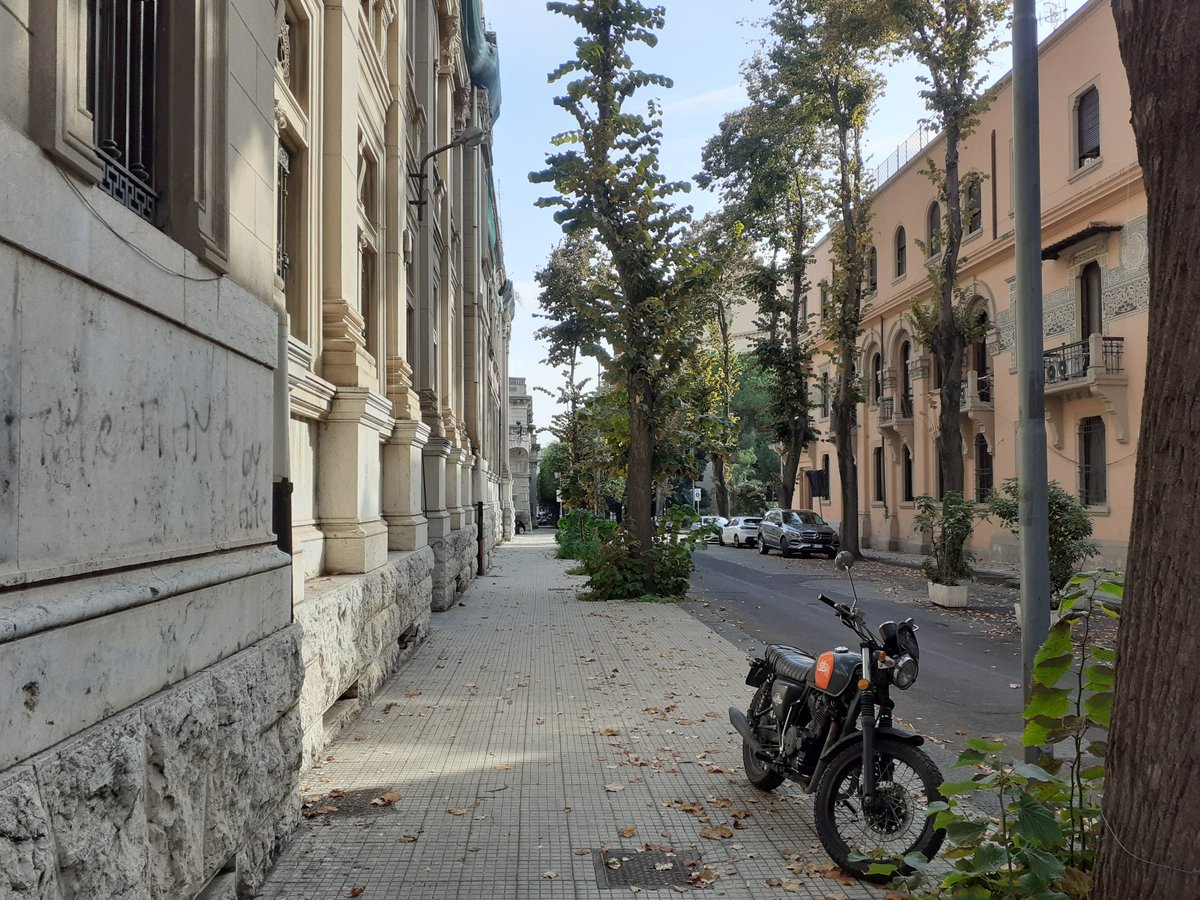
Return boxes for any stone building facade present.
[508,377,538,531]
[742,0,1143,567]
[0,0,511,896]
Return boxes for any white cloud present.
[662,84,746,116]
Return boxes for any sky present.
[482,0,1085,436]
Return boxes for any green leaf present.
[939,779,985,797]
[1091,644,1117,662]
[1024,682,1073,720]
[1084,690,1113,727]
[924,800,951,817]
[866,862,898,876]
[1020,846,1066,882]
[954,748,987,767]
[958,840,1007,875]
[1033,620,1073,666]
[1086,740,1108,758]
[1079,764,1106,782]
[1016,793,1063,847]
[902,851,931,872]
[1012,762,1056,783]
[945,819,989,844]
[1032,652,1074,688]
[1084,662,1115,689]
[965,736,1006,753]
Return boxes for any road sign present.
[693,487,702,502]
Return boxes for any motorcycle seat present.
[765,644,816,684]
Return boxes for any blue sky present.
[483,0,1084,433]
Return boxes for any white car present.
[690,515,728,542]
[720,516,763,548]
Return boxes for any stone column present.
[383,418,430,551]
[318,389,392,573]
[446,446,466,531]
[424,436,454,611]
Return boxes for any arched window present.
[871,352,883,403]
[895,226,907,278]
[974,434,993,501]
[902,445,914,502]
[967,179,983,234]
[867,247,878,293]
[927,202,942,257]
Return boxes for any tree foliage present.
[532,0,712,591]
[890,0,1009,496]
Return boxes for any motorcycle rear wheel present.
[742,685,784,791]
[813,737,944,882]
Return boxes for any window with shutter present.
[895,226,906,277]
[1077,86,1100,167]
[926,202,941,256]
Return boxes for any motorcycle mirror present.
[835,550,854,572]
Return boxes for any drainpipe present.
[271,308,294,617]
[476,499,485,575]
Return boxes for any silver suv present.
[757,509,840,559]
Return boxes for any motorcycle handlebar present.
[818,593,838,609]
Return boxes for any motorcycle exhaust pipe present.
[729,707,763,755]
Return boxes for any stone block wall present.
[0,628,304,899]
[293,549,435,767]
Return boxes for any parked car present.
[720,516,763,548]
[690,515,728,543]
[757,509,840,558]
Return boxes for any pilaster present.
[318,388,393,574]
[383,418,431,551]
[446,447,467,530]
[423,436,454,610]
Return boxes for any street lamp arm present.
[408,125,488,221]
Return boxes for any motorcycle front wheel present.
[813,737,944,882]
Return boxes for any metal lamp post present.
[408,125,488,222]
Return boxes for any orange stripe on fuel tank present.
[815,652,835,691]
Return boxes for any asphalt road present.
[685,540,1028,761]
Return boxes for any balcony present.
[878,394,914,445]
[958,371,995,450]
[1043,334,1130,449]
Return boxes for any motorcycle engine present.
[805,693,836,744]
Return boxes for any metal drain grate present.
[593,848,696,889]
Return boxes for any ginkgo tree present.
[531,0,711,586]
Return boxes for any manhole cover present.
[593,848,696,889]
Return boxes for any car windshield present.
[783,510,824,526]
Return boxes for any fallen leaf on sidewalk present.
[369,791,401,807]
[604,783,625,792]
[535,717,545,725]
[607,858,622,870]
[493,763,513,771]
[765,878,782,887]
[700,825,733,840]
[563,806,573,813]
[401,834,417,843]
[574,849,590,856]
[601,727,620,736]
[447,807,467,816]
[542,871,558,880]
[655,862,674,871]
[618,825,637,838]
[301,806,338,818]
[689,868,719,887]
[346,888,364,898]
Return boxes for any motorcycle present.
[728,550,945,880]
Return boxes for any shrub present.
[913,492,988,586]
[874,571,1122,898]
[555,509,616,565]
[580,506,704,602]
[989,478,1099,594]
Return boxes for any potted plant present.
[913,492,986,607]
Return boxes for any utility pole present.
[1012,0,1052,761]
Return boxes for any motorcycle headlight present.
[892,655,919,690]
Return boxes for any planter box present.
[929,582,969,608]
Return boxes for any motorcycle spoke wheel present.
[814,740,944,882]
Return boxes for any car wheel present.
[758,536,769,555]
[719,534,725,546]
[781,538,793,558]
[733,535,741,548]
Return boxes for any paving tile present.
[258,534,885,899]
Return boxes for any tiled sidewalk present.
[258,534,885,899]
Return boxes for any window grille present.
[1078,416,1107,506]
[1077,87,1100,166]
[902,445,914,502]
[974,435,993,502]
[276,144,291,279]
[88,0,162,222]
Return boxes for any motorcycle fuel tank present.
[809,650,861,696]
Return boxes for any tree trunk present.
[626,377,655,577]
[711,454,730,517]
[935,121,967,497]
[1095,4,1200,896]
